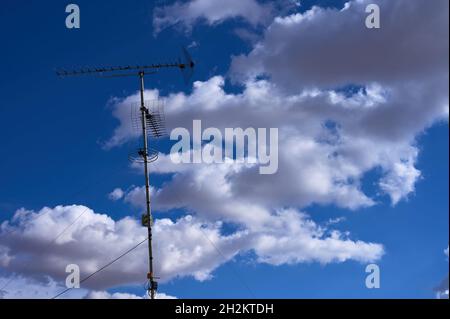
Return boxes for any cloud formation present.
[231,0,449,89]
[0,205,248,290]
[107,75,430,208]
[0,275,83,299]
[121,0,449,212]
[100,1,449,294]
[2,0,448,298]
[153,0,273,34]
[0,204,382,296]
[0,274,176,299]
[108,188,125,201]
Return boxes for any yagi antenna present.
[56,47,195,81]
[56,47,195,300]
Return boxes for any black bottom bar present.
[1,299,447,318]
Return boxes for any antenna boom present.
[56,62,186,77]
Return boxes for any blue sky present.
[0,0,448,299]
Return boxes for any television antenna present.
[56,47,195,299]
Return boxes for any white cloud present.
[250,209,383,265]
[0,245,11,267]
[0,275,86,299]
[3,0,447,298]
[107,75,430,208]
[85,290,177,299]
[122,179,385,263]
[153,0,273,34]
[0,205,248,290]
[231,0,448,90]
[108,188,125,201]
[0,204,383,295]
[378,151,421,205]
[99,2,450,292]
[231,0,449,146]
[136,1,450,210]
[325,217,346,226]
[0,274,176,299]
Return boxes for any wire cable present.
[0,205,92,292]
[0,169,126,292]
[51,236,148,299]
[168,190,255,298]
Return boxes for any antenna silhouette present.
[57,48,195,299]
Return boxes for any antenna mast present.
[56,49,195,299]
[139,70,156,299]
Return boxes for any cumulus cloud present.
[0,205,249,291]
[231,0,449,144]
[153,0,273,34]
[3,0,447,298]
[106,75,433,208]
[231,0,449,89]
[250,209,383,265]
[0,204,382,296]
[98,1,449,292]
[231,0,449,148]
[103,0,449,211]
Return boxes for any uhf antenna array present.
[57,48,195,299]
[129,99,166,164]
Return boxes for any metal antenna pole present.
[56,48,195,299]
[139,71,157,299]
